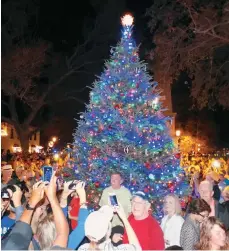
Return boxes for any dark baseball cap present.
[132,191,149,201]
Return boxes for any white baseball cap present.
[85,205,114,241]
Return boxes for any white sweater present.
[160,214,184,247]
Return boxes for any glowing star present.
[121,14,134,26]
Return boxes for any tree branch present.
[49,96,86,105]
[216,60,229,80]
[194,21,229,35]
[186,5,197,28]
[205,32,229,43]
[22,68,78,127]
[23,89,49,127]
[68,19,99,67]
[22,59,97,127]
[9,95,19,123]
[64,86,87,95]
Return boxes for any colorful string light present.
[73,14,190,219]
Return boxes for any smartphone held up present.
[42,166,53,182]
[109,193,118,207]
[42,166,63,190]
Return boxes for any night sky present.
[39,0,154,147]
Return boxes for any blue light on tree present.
[73,14,190,219]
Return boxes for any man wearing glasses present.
[121,191,164,250]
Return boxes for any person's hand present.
[112,233,123,243]
[29,181,46,208]
[44,172,57,203]
[10,185,23,207]
[75,181,86,204]
[62,180,77,198]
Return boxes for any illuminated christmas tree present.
[73,14,190,219]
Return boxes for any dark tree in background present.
[147,0,229,110]
[1,0,126,151]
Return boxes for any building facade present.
[1,122,41,153]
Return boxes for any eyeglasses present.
[131,200,146,205]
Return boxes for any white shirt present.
[160,214,184,247]
[99,186,132,227]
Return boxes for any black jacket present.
[218,200,229,230]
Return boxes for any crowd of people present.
[1,151,229,250]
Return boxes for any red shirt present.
[69,197,80,229]
[123,214,165,250]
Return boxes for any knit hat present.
[85,205,114,241]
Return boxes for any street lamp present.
[48,141,54,148]
[54,153,59,160]
[176,130,181,137]
[52,137,57,142]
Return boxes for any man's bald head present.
[199,180,214,204]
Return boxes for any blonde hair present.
[36,214,56,250]
[163,194,182,215]
[195,217,226,250]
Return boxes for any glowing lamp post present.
[52,137,57,142]
[54,153,59,160]
[176,130,181,137]
[47,136,58,152]
[176,130,182,151]
[48,141,54,148]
